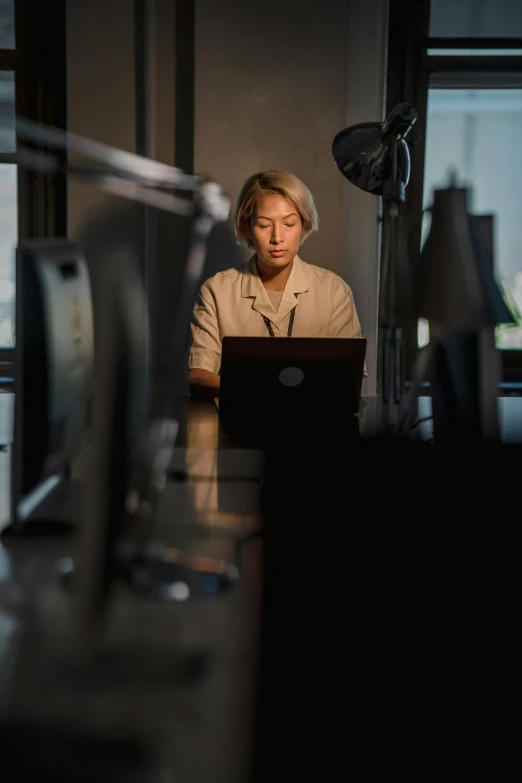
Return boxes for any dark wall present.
[66,0,387,392]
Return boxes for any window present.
[386,0,522,367]
[429,0,522,39]
[0,0,15,49]
[0,163,16,347]
[0,1,66,369]
[422,87,522,348]
[0,2,16,350]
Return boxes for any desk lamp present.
[399,180,514,442]
[332,102,418,432]
[3,117,237,653]
[333,106,513,442]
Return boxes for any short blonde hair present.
[235,170,319,248]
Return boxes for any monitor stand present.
[1,519,74,537]
[2,477,77,537]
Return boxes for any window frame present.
[387,0,522,387]
[0,1,19,374]
[0,0,66,385]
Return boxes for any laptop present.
[218,337,367,445]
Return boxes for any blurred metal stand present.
[0,117,237,780]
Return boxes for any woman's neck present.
[256,255,294,292]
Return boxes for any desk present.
[0,398,263,783]
[1,396,522,781]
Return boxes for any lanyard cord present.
[263,305,296,338]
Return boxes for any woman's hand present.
[188,368,221,399]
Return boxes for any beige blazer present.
[189,255,362,375]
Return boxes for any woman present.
[188,169,362,398]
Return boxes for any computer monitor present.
[219,336,367,445]
[69,240,235,649]
[5,239,94,535]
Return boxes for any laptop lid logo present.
[279,367,304,387]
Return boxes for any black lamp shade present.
[332,122,411,196]
[412,186,514,330]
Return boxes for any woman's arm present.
[188,281,222,397]
[188,368,221,398]
[329,281,367,376]
[328,282,362,338]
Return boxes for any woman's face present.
[251,194,303,269]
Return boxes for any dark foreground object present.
[253,437,518,780]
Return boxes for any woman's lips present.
[269,250,286,257]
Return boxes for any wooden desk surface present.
[0,398,263,783]
[0,395,377,781]
[1,395,522,781]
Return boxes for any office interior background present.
[1,0,522,406]
[1,0,522,377]
[0,2,521,779]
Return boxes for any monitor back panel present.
[12,240,94,529]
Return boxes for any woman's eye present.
[285,223,296,228]
[258,224,270,229]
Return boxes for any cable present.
[409,415,434,430]
[168,469,260,484]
